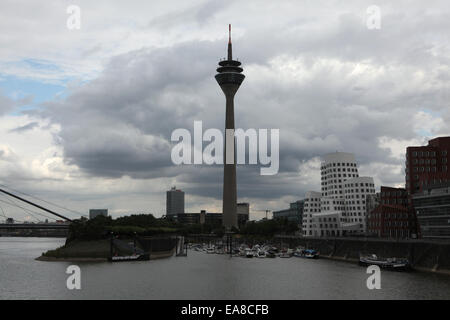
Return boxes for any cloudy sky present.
[0,0,449,221]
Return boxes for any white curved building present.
[321,152,359,198]
[343,176,375,233]
[302,191,321,236]
[314,152,359,236]
[301,152,376,237]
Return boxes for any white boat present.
[245,248,254,258]
[279,249,292,258]
[256,250,266,258]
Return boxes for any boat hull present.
[108,254,150,262]
[359,258,411,271]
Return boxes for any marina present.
[190,242,320,259]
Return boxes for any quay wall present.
[275,236,450,274]
[186,235,450,274]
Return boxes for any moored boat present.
[109,253,149,262]
[303,249,319,259]
[293,248,319,259]
[279,249,292,258]
[265,250,276,258]
[245,248,254,258]
[256,250,266,258]
[359,254,411,271]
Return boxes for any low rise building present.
[380,186,408,206]
[89,209,108,219]
[273,200,304,225]
[237,203,250,227]
[367,205,416,239]
[412,182,450,239]
[302,191,321,237]
[170,210,248,228]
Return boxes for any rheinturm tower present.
[215,25,245,229]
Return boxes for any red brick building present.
[380,186,408,206]
[367,204,416,239]
[405,137,450,195]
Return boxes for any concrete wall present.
[276,236,450,274]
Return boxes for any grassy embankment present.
[37,239,111,261]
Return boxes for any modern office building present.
[169,210,249,228]
[204,212,224,226]
[215,25,245,230]
[405,137,450,195]
[89,209,108,219]
[273,200,305,225]
[166,187,185,216]
[412,181,450,239]
[302,191,321,236]
[172,213,201,225]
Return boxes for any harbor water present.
[1,237,450,300]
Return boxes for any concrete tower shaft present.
[215,25,245,229]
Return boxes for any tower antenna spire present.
[227,24,232,60]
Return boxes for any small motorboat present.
[256,250,266,258]
[265,250,276,258]
[279,249,292,258]
[215,245,225,254]
[303,249,319,259]
[293,248,319,259]
[245,248,254,258]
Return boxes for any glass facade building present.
[273,200,305,225]
[412,182,450,239]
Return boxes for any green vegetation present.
[67,214,178,242]
[42,239,110,259]
[66,214,299,243]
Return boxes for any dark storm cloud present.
[148,0,236,29]
[36,4,450,204]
